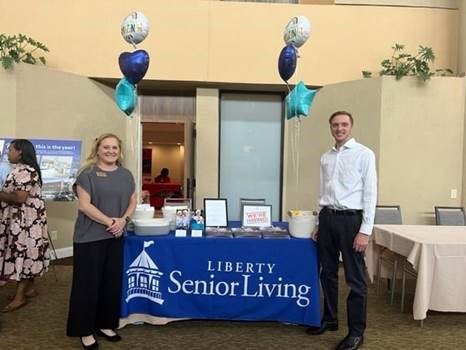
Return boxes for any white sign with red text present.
[242,205,272,227]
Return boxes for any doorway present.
[142,121,184,181]
[140,94,196,209]
[141,121,194,208]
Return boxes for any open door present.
[139,94,196,209]
[141,121,185,209]
[184,119,195,204]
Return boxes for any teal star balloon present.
[115,77,137,116]
[286,81,318,120]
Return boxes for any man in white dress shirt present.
[306,111,377,350]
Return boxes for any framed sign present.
[240,198,265,222]
[204,198,228,227]
[241,204,272,228]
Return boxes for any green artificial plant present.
[0,33,49,70]
[362,43,453,82]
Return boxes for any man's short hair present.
[329,111,354,125]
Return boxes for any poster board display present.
[0,138,82,201]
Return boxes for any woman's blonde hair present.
[78,133,123,175]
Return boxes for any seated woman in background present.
[154,167,171,183]
[0,139,50,312]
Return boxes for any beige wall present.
[0,64,130,252]
[0,69,17,137]
[335,0,459,8]
[459,1,466,207]
[209,3,457,86]
[463,93,466,206]
[283,78,382,216]
[378,76,465,224]
[303,0,458,5]
[1,1,459,86]
[195,88,219,208]
[300,0,335,4]
[284,76,465,224]
[1,1,465,254]
[459,0,466,74]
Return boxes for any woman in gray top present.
[66,133,136,350]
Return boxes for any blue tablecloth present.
[120,228,320,326]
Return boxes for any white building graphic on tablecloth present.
[125,240,164,304]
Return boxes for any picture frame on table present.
[239,198,266,220]
[241,204,272,228]
[204,198,228,227]
[175,208,191,229]
[191,209,204,230]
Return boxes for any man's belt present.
[321,207,363,216]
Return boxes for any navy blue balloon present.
[118,49,150,84]
[278,45,297,82]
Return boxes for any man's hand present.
[311,226,319,242]
[353,233,369,252]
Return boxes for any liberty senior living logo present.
[125,240,312,308]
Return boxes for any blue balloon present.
[115,78,137,116]
[118,49,150,84]
[278,45,297,82]
[286,81,318,120]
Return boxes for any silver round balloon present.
[283,16,311,48]
[121,11,150,45]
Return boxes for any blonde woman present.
[66,134,136,350]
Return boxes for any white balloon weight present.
[283,16,311,48]
[121,11,150,45]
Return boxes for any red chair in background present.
[142,183,182,209]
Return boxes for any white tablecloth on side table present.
[366,224,466,320]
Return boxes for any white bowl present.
[133,218,170,236]
[131,209,155,220]
[288,214,317,239]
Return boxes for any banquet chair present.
[401,257,424,327]
[434,206,466,226]
[375,205,402,305]
[240,198,266,205]
[401,260,417,314]
[239,198,266,210]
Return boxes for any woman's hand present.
[107,217,126,237]
[0,190,28,204]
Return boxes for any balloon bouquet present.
[278,16,318,120]
[115,11,151,116]
[278,16,319,202]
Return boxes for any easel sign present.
[204,198,228,227]
[241,204,272,228]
